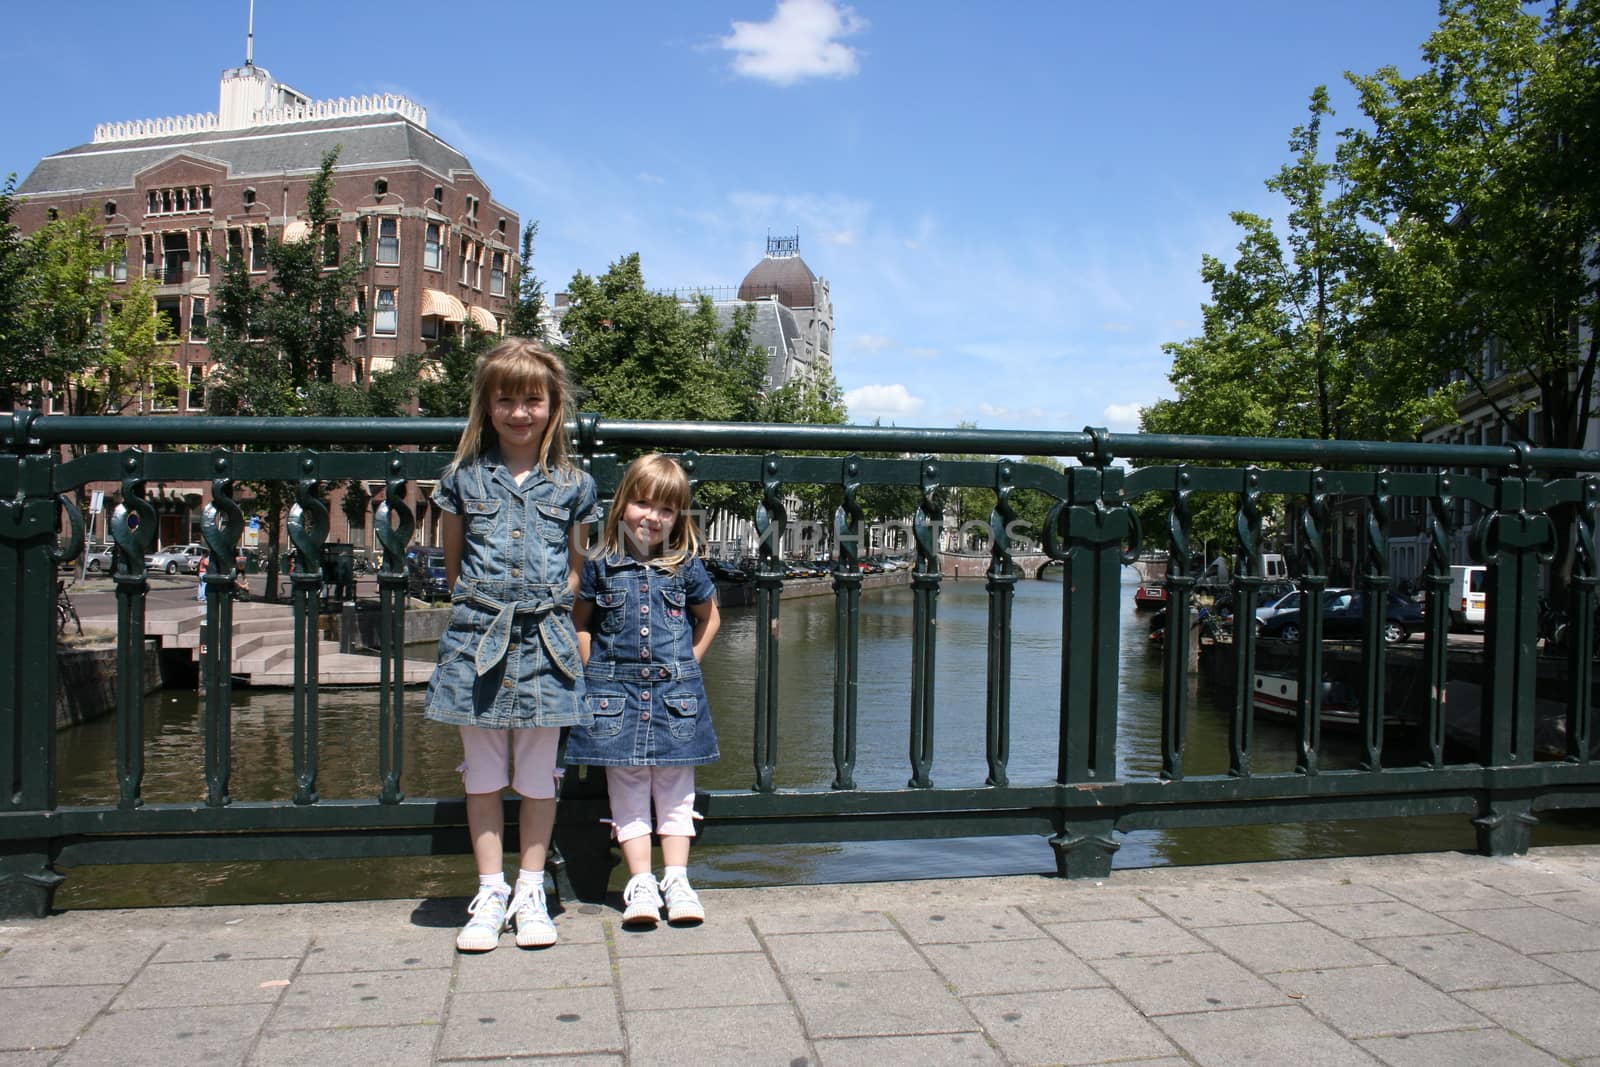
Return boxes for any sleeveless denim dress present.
[422,453,600,729]
[564,554,719,767]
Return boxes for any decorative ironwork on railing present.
[3,412,1599,917]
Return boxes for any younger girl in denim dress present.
[423,339,600,952]
[567,453,722,926]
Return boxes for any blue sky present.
[2,0,1445,431]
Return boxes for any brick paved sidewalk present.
[3,846,1600,1065]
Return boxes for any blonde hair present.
[447,338,576,476]
[597,453,702,571]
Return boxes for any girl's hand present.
[688,597,721,662]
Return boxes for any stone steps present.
[78,601,433,688]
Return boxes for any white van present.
[1449,564,1487,629]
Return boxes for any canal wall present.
[55,639,162,730]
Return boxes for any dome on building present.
[738,236,818,308]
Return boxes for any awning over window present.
[420,288,466,322]
[281,219,311,243]
[467,305,499,332]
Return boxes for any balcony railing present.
[2,411,1598,917]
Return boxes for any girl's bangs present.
[627,462,690,509]
[482,352,557,399]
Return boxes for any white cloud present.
[1103,402,1144,430]
[903,346,940,360]
[637,171,665,184]
[721,0,868,86]
[853,333,896,352]
[845,383,924,423]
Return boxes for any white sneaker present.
[509,880,558,948]
[456,885,510,952]
[660,873,705,924]
[621,872,663,926]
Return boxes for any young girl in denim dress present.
[423,339,600,952]
[566,453,722,926]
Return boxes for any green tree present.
[502,220,546,340]
[1344,0,1600,452]
[74,278,178,419]
[207,148,365,598]
[0,176,34,407]
[3,207,115,410]
[417,324,497,419]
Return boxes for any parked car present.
[406,548,450,601]
[1259,589,1423,644]
[1254,587,1350,628]
[705,559,751,584]
[83,543,115,572]
[145,543,206,574]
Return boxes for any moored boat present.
[1134,584,1168,610]
[1252,670,1361,727]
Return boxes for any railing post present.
[831,457,863,790]
[1357,471,1394,771]
[752,454,785,792]
[1160,466,1196,781]
[907,457,941,788]
[199,456,244,807]
[1228,468,1264,778]
[0,411,65,917]
[1295,473,1330,775]
[288,458,329,805]
[983,461,1017,787]
[373,457,414,804]
[1420,475,1456,768]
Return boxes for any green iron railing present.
[3,411,1599,916]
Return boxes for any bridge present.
[4,413,1600,919]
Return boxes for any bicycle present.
[56,579,82,637]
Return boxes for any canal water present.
[53,572,1600,908]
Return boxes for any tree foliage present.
[502,220,546,340]
[1344,0,1600,451]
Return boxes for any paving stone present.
[1438,906,1600,954]
[1531,889,1600,925]
[269,967,451,1030]
[1271,964,1490,1037]
[0,940,155,987]
[1020,891,1160,924]
[619,951,786,1011]
[765,930,927,974]
[299,928,456,973]
[1297,900,1466,940]
[0,1052,57,1066]
[112,957,297,1009]
[1463,859,1592,897]
[1357,1027,1567,1066]
[1534,949,1600,987]
[1143,887,1300,927]
[453,940,612,993]
[1379,878,1526,912]
[965,987,1178,1064]
[249,1024,438,1066]
[1093,951,1288,1015]
[437,1057,622,1067]
[0,985,117,1050]
[922,938,1104,996]
[749,910,895,935]
[152,935,311,964]
[789,969,975,1039]
[813,1032,1002,1066]
[54,1003,272,1067]
[1262,881,1399,909]
[437,985,622,1059]
[1456,981,1600,1061]
[625,1004,809,1066]
[894,905,1039,943]
[1363,932,1569,991]
[1156,1004,1379,1066]
[606,915,762,956]
[1199,919,1384,973]
[1042,915,1212,959]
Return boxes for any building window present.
[355,289,367,338]
[458,237,469,284]
[186,364,205,410]
[190,297,208,341]
[155,297,182,339]
[373,177,388,196]
[110,238,127,282]
[373,288,397,335]
[490,251,505,296]
[471,246,482,290]
[242,187,256,207]
[152,363,181,411]
[424,223,441,271]
[377,218,399,265]
[322,222,340,268]
[196,231,210,277]
[249,227,268,272]
[104,200,116,219]
[433,184,444,204]
[420,314,439,341]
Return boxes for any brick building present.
[14,59,519,414]
[12,60,519,550]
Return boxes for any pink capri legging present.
[457,725,561,798]
[606,766,698,843]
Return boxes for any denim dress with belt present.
[422,452,600,729]
[564,554,719,767]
